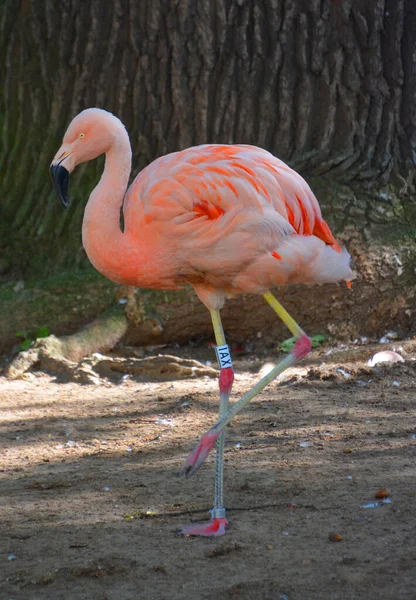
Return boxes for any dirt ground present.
[1,339,415,600]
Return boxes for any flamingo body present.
[58,111,352,307]
[123,144,351,300]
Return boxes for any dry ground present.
[1,341,415,600]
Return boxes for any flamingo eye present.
[79,133,85,139]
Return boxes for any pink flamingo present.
[51,109,354,536]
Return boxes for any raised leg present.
[182,292,312,477]
[181,309,234,536]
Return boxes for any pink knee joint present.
[293,335,312,360]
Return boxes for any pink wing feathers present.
[122,145,353,295]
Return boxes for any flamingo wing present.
[122,145,350,292]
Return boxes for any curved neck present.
[82,133,132,283]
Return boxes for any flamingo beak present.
[50,152,72,208]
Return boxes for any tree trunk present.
[1,0,415,348]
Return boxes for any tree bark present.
[1,0,416,277]
[1,0,415,349]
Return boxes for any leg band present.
[215,344,233,368]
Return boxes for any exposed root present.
[6,305,218,383]
[6,335,77,380]
[6,307,128,380]
[74,354,218,384]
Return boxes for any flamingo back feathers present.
[121,144,351,293]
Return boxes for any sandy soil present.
[1,341,415,600]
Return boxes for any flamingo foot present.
[181,430,219,477]
[181,517,228,537]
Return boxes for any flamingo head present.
[50,108,126,207]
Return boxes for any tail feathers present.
[302,242,354,285]
[232,235,355,294]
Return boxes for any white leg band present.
[215,344,232,369]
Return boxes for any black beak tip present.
[50,163,70,208]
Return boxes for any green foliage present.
[15,326,50,353]
[279,334,325,353]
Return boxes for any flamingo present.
[50,108,354,537]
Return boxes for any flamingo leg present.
[181,309,233,536]
[183,292,312,477]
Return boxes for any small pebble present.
[360,502,380,509]
[375,488,390,499]
[336,367,352,379]
[343,448,352,454]
[155,418,175,427]
[328,533,343,542]
[368,350,404,367]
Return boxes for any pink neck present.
[82,134,132,283]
